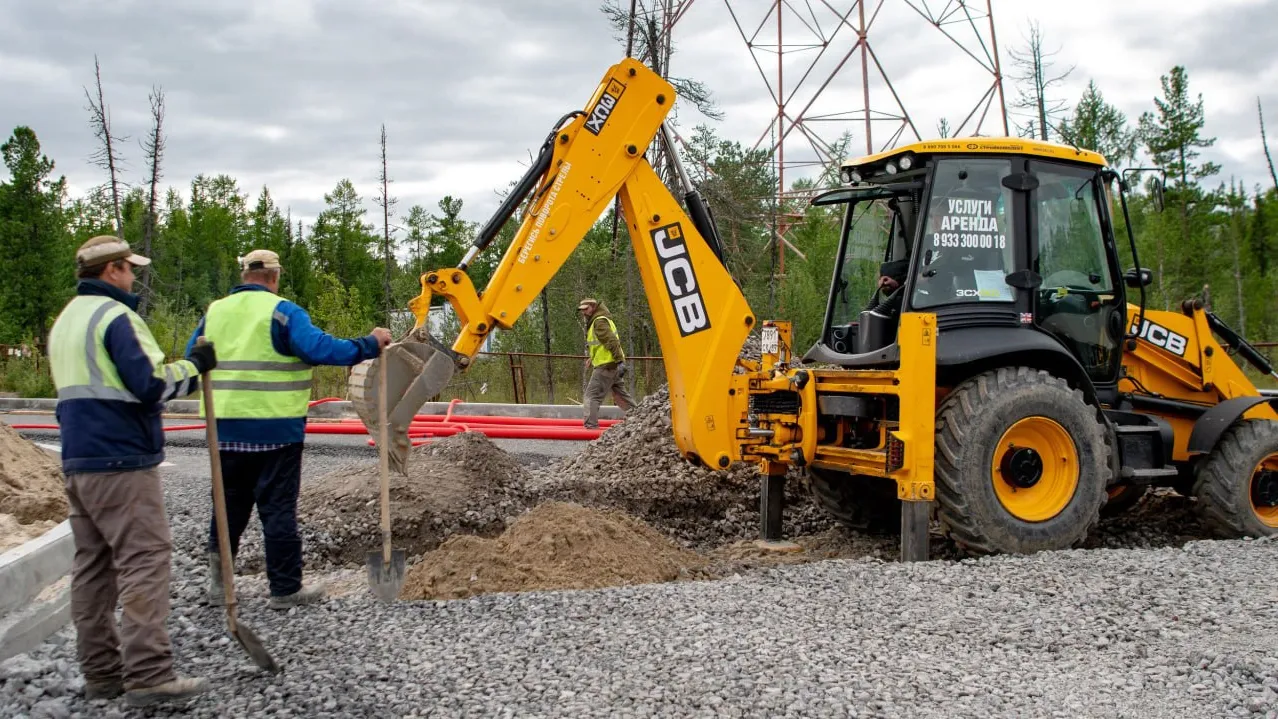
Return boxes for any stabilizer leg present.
[760,471,785,542]
[900,500,930,562]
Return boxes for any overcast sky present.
[2,0,1276,235]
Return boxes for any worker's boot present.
[206,553,225,606]
[124,676,210,707]
[268,582,326,610]
[83,677,123,700]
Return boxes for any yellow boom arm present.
[370,57,755,472]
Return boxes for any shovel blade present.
[366,549,407,602]
[231,621,282,674]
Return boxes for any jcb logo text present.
[651,223,711,336]
[584,79,625,135]
[1131,319,1188,357]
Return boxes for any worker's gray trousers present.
[64,467,177,690]
[583,362,635,428]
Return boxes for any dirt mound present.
[527,386,835,549]
[298,432,532,567]
[399,501,706,600]
[0,423,67,553]
[0,515,59,554]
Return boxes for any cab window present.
[1034,164,1114,293]
[911,158,1016,309]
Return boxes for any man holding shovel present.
[48,236,215,706]
[186,250,391,609]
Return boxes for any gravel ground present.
[2,442,1277,718]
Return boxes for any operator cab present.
[806,138,1131,396]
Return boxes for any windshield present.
[827,191,917,329]
[911,158,1016,309]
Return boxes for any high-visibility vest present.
[49,295,189,403]
[586,316,623,367]
[199,291,312,419]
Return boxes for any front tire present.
[934,367,1109,555]
[1192,419,1278,538]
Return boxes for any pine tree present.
[1139,66,1221,308]
[0,127,69,342]
[1059,80,1138,165]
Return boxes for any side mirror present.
[1124,267,1153,288]
[1121,167,1168,213]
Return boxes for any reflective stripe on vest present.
[200,291,312,419]
[48,295,196,405]
[586,316,622,367]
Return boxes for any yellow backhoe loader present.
[349,57,1278,560]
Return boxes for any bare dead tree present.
[83,55,127,236]
[376,124,398,326]
[1261,98,1278,190]
[1006,21,1074,141]
[138,86,165,316]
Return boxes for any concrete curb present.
[0,398,624,421]
[0,520,73,662]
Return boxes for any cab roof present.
[842,137,1108,171]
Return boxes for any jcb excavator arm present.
[350,57,756,473]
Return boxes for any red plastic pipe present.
[364,424,603,445]
[407,415,617,427]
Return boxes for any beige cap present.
[76,235,151,269]
[577,297,598,310]
[239,249,282,271]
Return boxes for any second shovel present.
[366,353,406,601]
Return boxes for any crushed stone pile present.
[0,423,67,552]
[296,432,533,568]
[527,386,835,550]
[1085,487,1206,550]
[399,501,707,600]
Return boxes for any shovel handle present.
[198,338,239,626]
[379,353,392,564]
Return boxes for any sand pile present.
[0,423,67,553]
[526,386,835,549]
[299,432,533,567]
[399,501,706,600]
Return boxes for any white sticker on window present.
[972,269,1014,301]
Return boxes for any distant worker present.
[577,297,635,429]
[48,236,215,707]
[185,250,391,610]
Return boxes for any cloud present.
[0,0,1275,241]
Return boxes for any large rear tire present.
[806,468,900,535]
[934,367,1109,555]
[1192,419,1278,538]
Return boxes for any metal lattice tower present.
[617,0,1008,302]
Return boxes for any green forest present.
[2,39,1276,403]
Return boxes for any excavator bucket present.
[349,339,456,474]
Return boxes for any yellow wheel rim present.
[991,417,1079,522]
[1251,454,1278,528]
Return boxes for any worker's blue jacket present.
[49,280,201,474]
[185,284,381,445]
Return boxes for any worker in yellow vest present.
[577,297,635,429]
[185,250,391,609]
[48,236,213,707]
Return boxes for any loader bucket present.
[349,340,457,474]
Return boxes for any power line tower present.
[655,0,1010,306]
[611,1,1008,309]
